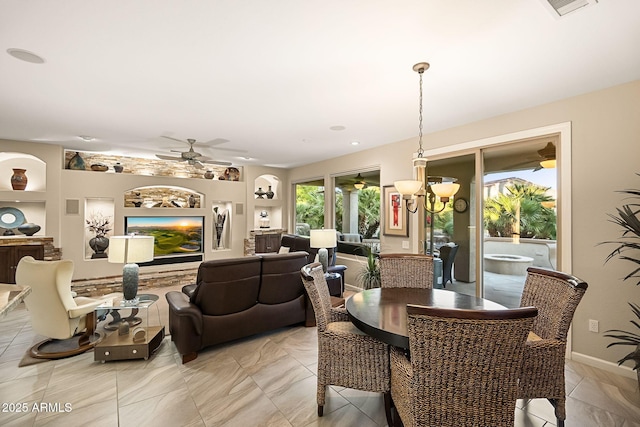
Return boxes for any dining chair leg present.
[383,392,393,426]
[550,398,565,427]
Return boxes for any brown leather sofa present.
[165,251,309,363]
[280,234,347,296]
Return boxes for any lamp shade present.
[394,180,423,197]
[108,235,155,264]
[310,229,337,249]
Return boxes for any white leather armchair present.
[16,256,121,359]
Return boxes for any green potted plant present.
[358,246,380,289]
[602,174,640,378]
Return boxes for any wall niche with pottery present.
[212,202,232,251]
[0,152,46,192]
[84,198,114,260]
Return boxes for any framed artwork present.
[383,185,409,237]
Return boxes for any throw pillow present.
[278,246,290,254]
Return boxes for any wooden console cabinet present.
[255,233,281,253]
[0,245,44,283]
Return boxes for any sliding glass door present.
[422,125,567,305]
[481,139,557,307]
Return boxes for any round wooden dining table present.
[346,287,506,349]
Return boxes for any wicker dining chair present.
[518,267,588,427]
[390,304,538,427]
[301,263,392,422]
[379,253,435,289]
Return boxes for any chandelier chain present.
[417,69,424,157]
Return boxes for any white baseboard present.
[571,351,636,379]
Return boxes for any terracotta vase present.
[204,170,215,179]
[10,168,28,190]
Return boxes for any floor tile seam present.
[119,360,193,406]
[566,393,640,424]
[514,406,552,426]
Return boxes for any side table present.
[94,294,164,362]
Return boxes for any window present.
[294,179,325,236]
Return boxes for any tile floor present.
[1,284,640,426]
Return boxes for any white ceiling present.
[1,1,639,168]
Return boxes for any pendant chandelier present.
[394,62,460,214]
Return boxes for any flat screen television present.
[124,216,204,262]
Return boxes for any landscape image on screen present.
[125,216,203,257]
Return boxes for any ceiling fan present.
[500,142,557,172]
[155,137,234,168]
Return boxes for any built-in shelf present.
[0,191,48,202]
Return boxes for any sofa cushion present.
[258,252,308,304]
[192,257,262,316]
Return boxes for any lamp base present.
[318,247,329,273]
[122,263,140,304]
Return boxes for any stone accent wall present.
[71,267,198,297]
[124,188,202,208]
[64,150,242,181]
[0,236,61,260]
[244,228,284,256]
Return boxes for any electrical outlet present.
[589,319,599,333]
[402,240,409,249]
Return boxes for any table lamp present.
[310,229,337,273]
[108,235,154,305]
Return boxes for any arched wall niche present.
[0,152,46,191]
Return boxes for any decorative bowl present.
[91,163,109,172]
[17,222,41,236]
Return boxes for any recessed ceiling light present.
[242,156,252,160]
[7,48,45,64]
[330,125,346,131]
[78,135,94,142]
[351,141,360,146]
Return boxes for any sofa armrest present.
[166,291,203,335]
[182,283,197,299]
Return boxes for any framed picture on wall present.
[383,185,409,237]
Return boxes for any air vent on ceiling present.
[540,0,598,17]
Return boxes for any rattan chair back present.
[517,267,588,426]
[301,262,392,421]
[391,305,537,427]
[379,253,434,289]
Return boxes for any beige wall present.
[290,79,640,370]
[3,79,639,370]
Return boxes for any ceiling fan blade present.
[193,161,205,169]
[204,138,230,146]
[209,146,248,153]
[194,155,213,161]
[161,135,187,144]
[156,154,185,161]
[201,159,233,166]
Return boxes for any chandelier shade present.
[394,180,424,198]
